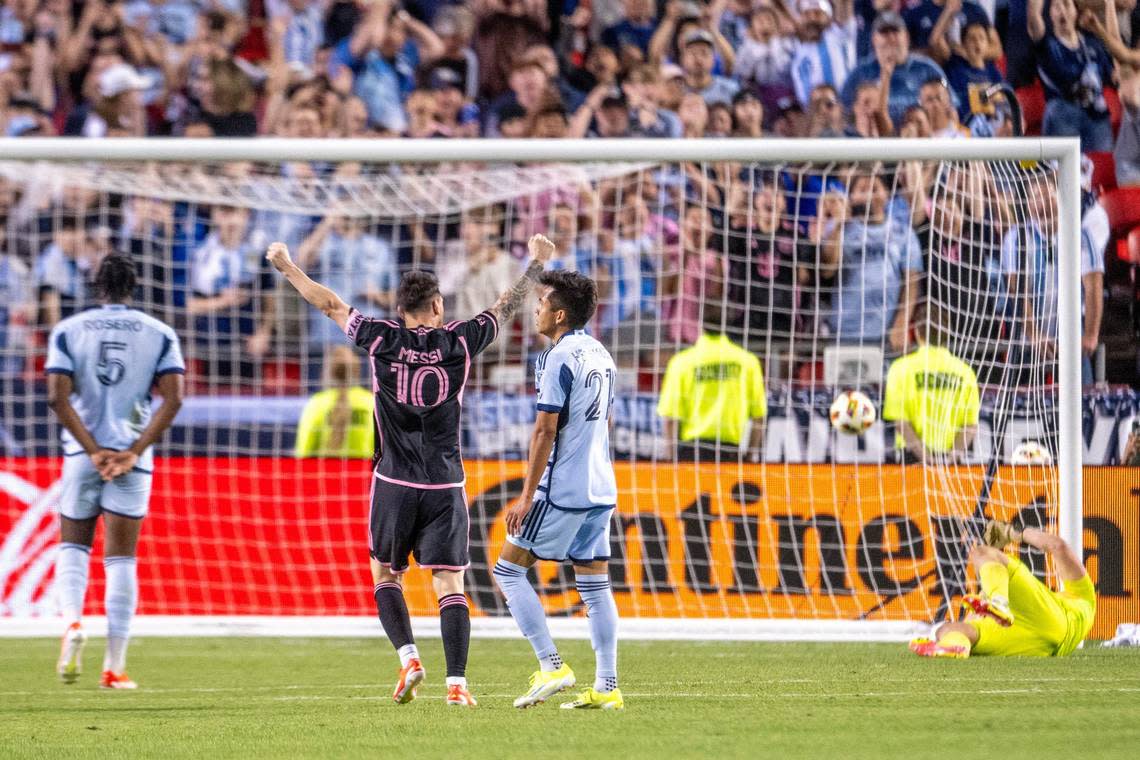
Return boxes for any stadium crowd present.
[0,0,1128,395]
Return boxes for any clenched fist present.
[527,234,556,264]
[266,242,294,272]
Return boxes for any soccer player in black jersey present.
[267,234,555,707]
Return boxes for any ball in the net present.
[829,390,876,435]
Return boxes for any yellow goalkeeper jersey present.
[657,333,767,446]
[882,344,980,453]
[294,387,375,459]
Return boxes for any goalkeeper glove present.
[983,519,1022,549]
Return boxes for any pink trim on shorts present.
[418,563,471,571]
[374,561,411,575]
[374,472,466,490]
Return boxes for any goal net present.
[0,139,1081,639]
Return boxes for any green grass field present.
[2,637,1138,759]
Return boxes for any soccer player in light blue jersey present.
[46,255,185,690]
[493,270,624,711]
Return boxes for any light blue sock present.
[576,573,618,692]
[493,559,561,670]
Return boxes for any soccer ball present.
[829,390,876,435]
[1011,441,1053,465]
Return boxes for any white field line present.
[3,684,1140,701]
[2,674,1140,698]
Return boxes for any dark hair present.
[701,299,728,335]
[94,254,137,302]
[538,270,597,329]
[915,301,949,347]
[397,270,441,314]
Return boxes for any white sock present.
[398,643,420,667]
[56,543,90,625]
[493,560,560,670]
[445,676,467,687]
[102,556,137,673]
[576,574,618,693]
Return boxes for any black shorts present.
[369,478,470,573]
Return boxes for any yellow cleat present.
[560,687,624,710]
[513,664,576,709]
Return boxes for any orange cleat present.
[909,637,969,659]
[446,684,477,707]
[962,594,1014,627]
[99,670,138,690]
[393,658,425,704]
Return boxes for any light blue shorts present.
[59,454,152,521]
[507,500,615,563]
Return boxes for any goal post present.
[0,137,1083,641]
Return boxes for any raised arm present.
[266,241,352,329]
[928,0,962,64]
[649,1,682,64]
[399,8,445,61]
[486,234,555,325]
[1027,0,1047,42]
[1081,0,1140,66]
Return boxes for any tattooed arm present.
[487,234,555,324]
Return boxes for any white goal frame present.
[0,137,1083,642]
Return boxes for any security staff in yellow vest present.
[657,305,767,462]
[294,346,375,458]
[883,303,980,464]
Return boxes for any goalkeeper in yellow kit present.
[910,521,1096,658]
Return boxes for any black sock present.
[374,582,414,651]
[438,594,470,678]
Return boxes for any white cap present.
[797,0,834,16]
[99,63,150,98]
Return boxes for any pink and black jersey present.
[344,307,499,488]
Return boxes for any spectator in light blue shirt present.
[681,30,740,106]
[296,213,398,350]
[841,12,950,126]
[0,249,33,375]
[818,174,924,352]
[278,0,325,68]
[331,1,437,133]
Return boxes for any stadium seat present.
[488,364,527,393]
[1126,227,1140,264]
[1016,82,1046,136]
[1099,187,1140,237]
[1087,151,1117,193]
[262,359,302,396]
[824,345,884,387]
[1106,87,1123,138]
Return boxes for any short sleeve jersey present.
[344,308,498,487]
[657,333,767,446]
[882,344,981,453]
[534,330,619,510]
[45,304,185,470]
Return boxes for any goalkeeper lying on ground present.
[910,521,1096,658]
